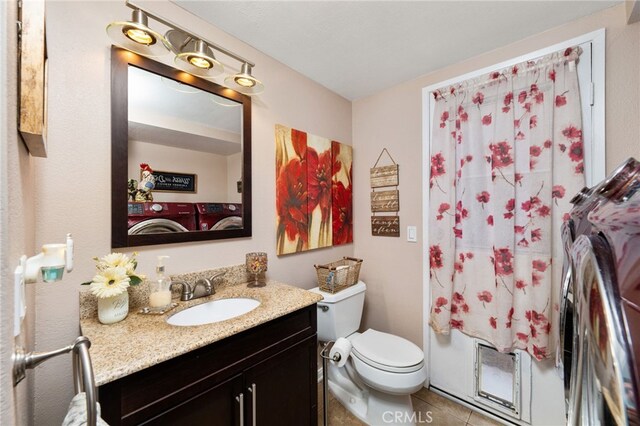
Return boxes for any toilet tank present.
[309,281,366,342]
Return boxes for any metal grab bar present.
[13,336,97,426]
[72,337,97,426]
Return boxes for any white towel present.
[61,392,109,426]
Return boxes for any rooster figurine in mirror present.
[129,163,156,202]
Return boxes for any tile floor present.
[318,383,504,425]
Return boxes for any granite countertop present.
[80,279,322,386]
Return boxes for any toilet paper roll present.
[329,337,352,368]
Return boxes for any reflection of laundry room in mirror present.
[126,65,244,236]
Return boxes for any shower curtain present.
[428,47,585,360]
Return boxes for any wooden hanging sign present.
[370,164,399,188]
[370,148,399,188]
[371,190,399,212]
[371,216,400,237]
[370,148,400,237]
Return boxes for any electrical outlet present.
[407,226,417,242]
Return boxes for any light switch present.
[407,226,417,242]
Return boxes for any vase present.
[97,291,129,325]
[246,252,268,287]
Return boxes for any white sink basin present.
[167,298,260,326]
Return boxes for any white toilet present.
[311,281,427,425]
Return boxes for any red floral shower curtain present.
[429,47,585,360]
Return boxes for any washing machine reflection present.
[195,203,242,231]
[127,202,196,234]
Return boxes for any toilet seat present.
[346,329,427,395]
[351,329,424,373]
[349,351,427,395]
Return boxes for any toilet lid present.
[351,329,424,370]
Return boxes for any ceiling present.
[173,1,619,100]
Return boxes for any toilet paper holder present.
[320,340,341,362]
[320,341,341,426]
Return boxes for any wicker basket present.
[314,257,363,294]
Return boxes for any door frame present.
[421,28,606,388]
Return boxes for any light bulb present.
[188,56,212,69]
[235,76,255,87]
[123,27,155,45]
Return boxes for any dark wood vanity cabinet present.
[98,305,318,426]
[243,337,316,425]
[142,374,243,425]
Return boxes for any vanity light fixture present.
[166,31,224,78]
[225,63,264,95]
[106,9,170,57]
[106,1,264,95]
[185,40,216,69]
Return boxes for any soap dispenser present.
[149,256,172,311]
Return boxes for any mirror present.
[111,47,252,247]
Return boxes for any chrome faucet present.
[170,272,226,301]
[169,281,192,301]
[192,278,213,299]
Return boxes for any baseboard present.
[429,386,517,426]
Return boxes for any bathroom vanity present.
[79,279,321,425]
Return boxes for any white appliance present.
[311,282,427,425]
[562,158,640,425]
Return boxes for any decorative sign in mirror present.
[111,47,252,247]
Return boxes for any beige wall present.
[353,1,640,351]
[1,0,37,424]
[32,0,352,422]
[128,140,234,203]
[227,152,243,203]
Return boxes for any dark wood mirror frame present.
[111,46,252,248]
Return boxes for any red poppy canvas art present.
[276,125,309,255]
[307,135,333,249]
[332,141,353,245]
[276,125,353,255]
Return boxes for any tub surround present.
[79,266,322,386]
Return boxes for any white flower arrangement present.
[81,252,144,299]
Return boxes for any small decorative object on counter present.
[81,252,144,325]
[148,256,172,312]
[246,252,268,287]
[138,302,178,315]
[97,292,129,325]
[315,257,363,294]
